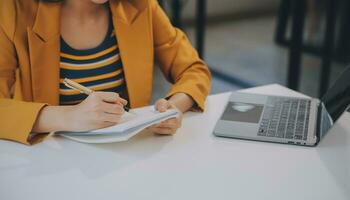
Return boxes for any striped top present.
[59,17,126,105]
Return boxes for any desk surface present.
[1,84,349,200]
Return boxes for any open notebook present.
[55,107,178,144]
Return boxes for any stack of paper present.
[56,107,178,144]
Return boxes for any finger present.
[100,102,124,115]
[148,123,162,130]
[154,118,179,129]
[93,92,128,106]
[115,98,128,106]
[151,127,176,135]
[153,122,177,129]
[155,99,170,112]
[99,112,122,123]
[163,116,182,125]
[99,121,117,129]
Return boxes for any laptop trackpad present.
[221,102,263,123]
[214,102,263,138]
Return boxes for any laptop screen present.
[322,65,350,121]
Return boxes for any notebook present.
[55,107,178,144]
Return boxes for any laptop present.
[213,66,350,146]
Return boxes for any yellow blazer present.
[0,0,211,145]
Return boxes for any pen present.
[63,78,130,112]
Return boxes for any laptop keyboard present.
[258,97,311,141]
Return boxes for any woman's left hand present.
[149,98,183,135]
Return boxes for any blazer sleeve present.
[150,0,211,111]
[0,8,47,145]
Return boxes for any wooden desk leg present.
[319,0,338,97]
[287,0,306,91]
[196,0,207,59]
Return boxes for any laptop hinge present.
[316,102,334,144]
[315,103,323,144]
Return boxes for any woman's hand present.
[64,92,128,131]
[148,99,183,135]
[32,92,127,133]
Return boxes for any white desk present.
[1,84,349,200]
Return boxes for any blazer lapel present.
[110,0,154,108]
[27,1,61,105]
[27,0,153,107]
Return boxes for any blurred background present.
[152,0,350,103]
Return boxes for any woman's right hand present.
[64,92,128,132]
[32,92,128,133]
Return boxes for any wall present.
[162,0,279,22]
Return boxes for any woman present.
[0,0,211,145]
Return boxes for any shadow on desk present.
[0,130,173,179]
[317,116,350,196]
